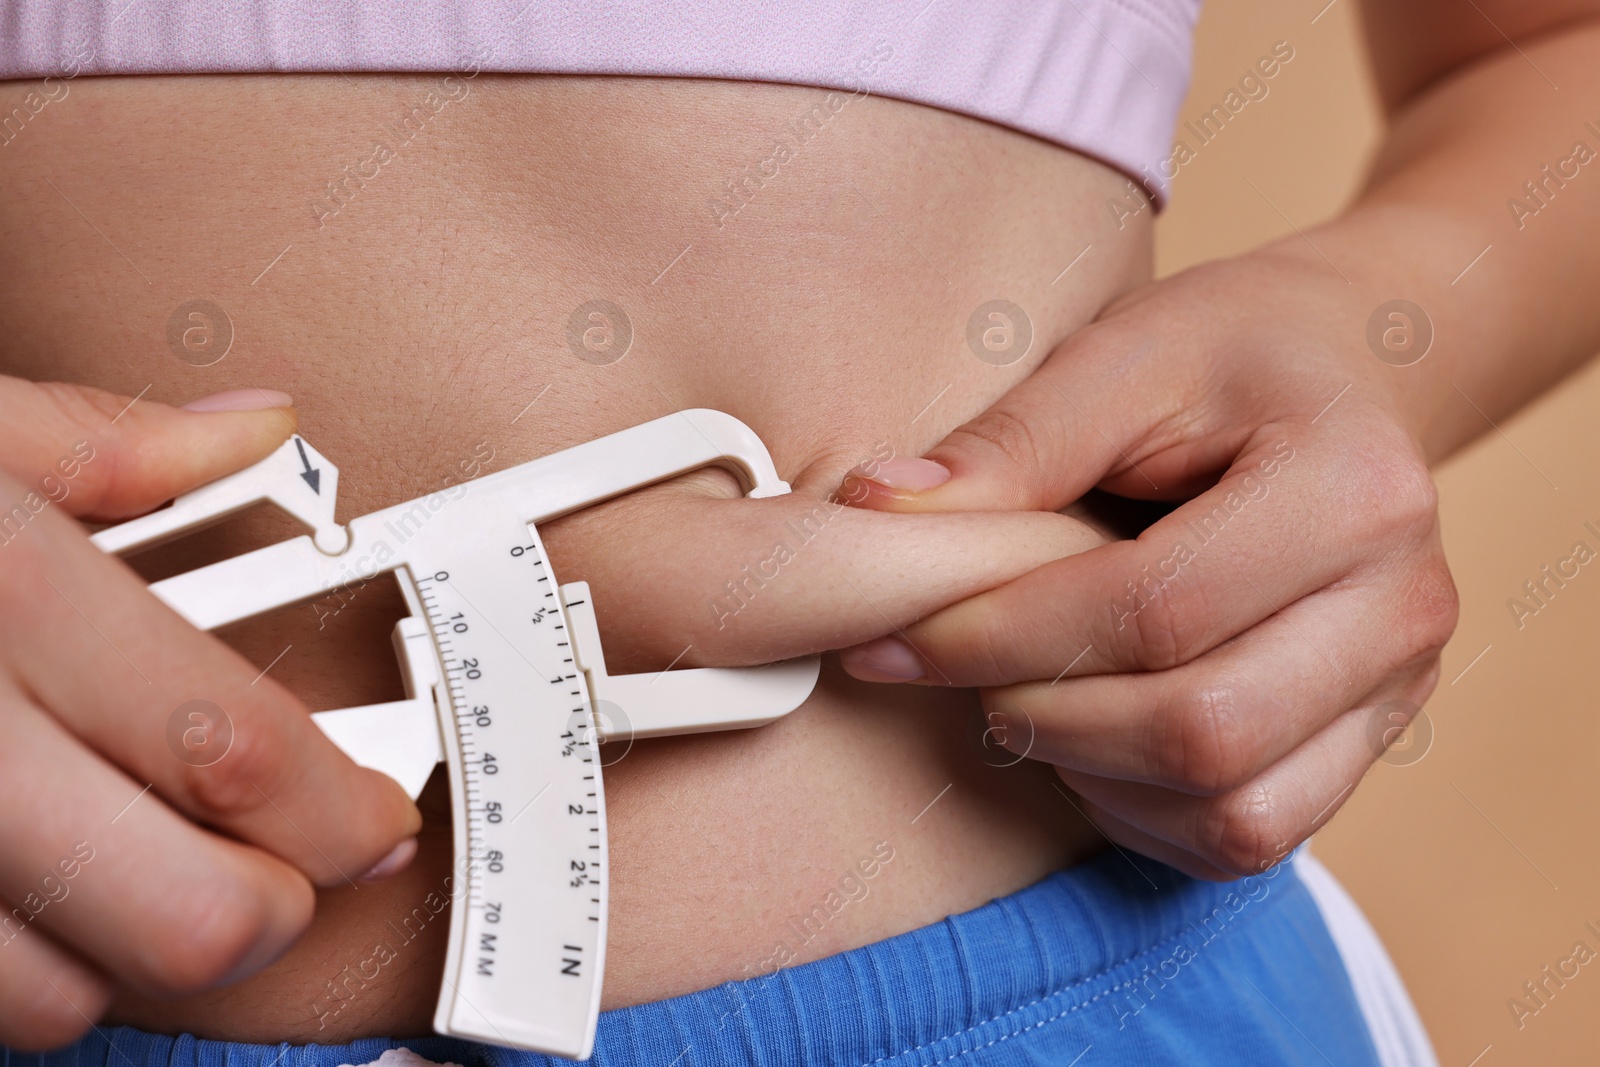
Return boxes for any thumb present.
[845,333,1174,514]
[0,381,297,522]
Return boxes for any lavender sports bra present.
[0,0,1200,202]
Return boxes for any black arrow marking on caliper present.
[292,438,322,494]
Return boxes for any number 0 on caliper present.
[91,411,822,1060]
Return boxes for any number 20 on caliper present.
[90,410,821,1060]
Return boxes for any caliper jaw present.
[561,581,821,741]
[310,581,824,801]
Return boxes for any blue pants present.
[9,850,1431,1067]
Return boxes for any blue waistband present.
[11,850,1381,1067]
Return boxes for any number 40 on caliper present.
[91,410,822,1060]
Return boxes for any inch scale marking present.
[91,410,821,1060]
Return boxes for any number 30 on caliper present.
[90,410,821,1060]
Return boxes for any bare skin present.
[0,75,1148,1042]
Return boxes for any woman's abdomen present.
[0,71,1153,1042]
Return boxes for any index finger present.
[846,427,1367,686]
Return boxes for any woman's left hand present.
[838,241,1460,880]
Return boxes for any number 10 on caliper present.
[90,411,822,1060]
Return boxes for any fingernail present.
[860,457,950,492]
[182,388,294,413]
[839,637,925,682]
[359,837,418,882]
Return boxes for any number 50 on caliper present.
[90,410,822,1060]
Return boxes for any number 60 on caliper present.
[90,410,822,1060]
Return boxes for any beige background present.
[1155,2,1600,1063]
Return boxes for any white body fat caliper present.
[90,410,822,1061]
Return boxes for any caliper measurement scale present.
[414,517,606,1051]
[91,410,821,1060]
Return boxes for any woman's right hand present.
[0,379,422,1051]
